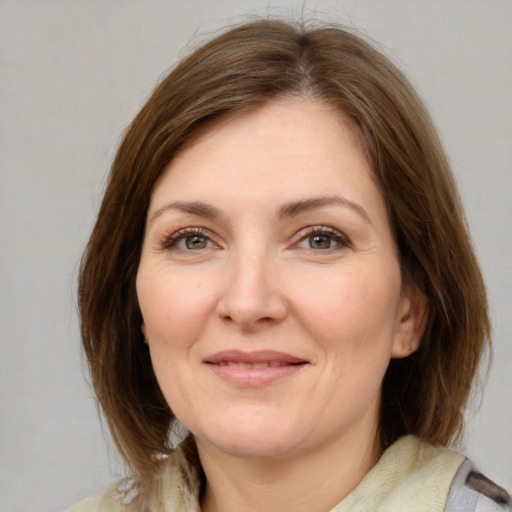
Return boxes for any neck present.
[197,426,381,512]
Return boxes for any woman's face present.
[137,98,423,461]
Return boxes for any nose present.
[216,251,288,332]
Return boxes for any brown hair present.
[79,18,490,490]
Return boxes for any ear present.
[391,283,429,359]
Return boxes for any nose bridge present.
[218,241,286,329]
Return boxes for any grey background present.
[0,1,510,511]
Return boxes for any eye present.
[295,226,350,251]
[308,234,335,250]
[180,234,210,250]
[161,228,217,251]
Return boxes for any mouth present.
[204,350,309,387]
[214,360,297,369]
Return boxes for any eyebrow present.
[277,196,371,223]
[149,195,371,224]
[150,201,222,222]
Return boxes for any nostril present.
[216,273,288,330]
[219,310,284,333]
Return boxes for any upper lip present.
[204,350,308,365]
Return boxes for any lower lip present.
[206,363,307,387]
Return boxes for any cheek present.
[136,267,218,412]
[137,266,219,349]
[297,268,402,421]
[293,265,402,358]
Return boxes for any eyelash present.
[160,227,212,250]
[294,225,351,251]
[159,225,351,252]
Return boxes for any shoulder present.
[64,445,201,512]
[64,480,135,512]
[445,459,511,512]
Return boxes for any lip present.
[204,350,309,387]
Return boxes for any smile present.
[204,350,309,387]
[216,360,296,368]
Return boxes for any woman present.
[69,19,510,512]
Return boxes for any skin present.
[136,97,427,512]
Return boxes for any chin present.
[194,419,304,459]
[205,437,297,459]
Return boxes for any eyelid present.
[292,225,351,249]
[159,226,218,250]
[156,224,350,252]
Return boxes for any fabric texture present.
[445,459,511,512]
[65,435,466,512]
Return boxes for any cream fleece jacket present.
[66,436,465,512]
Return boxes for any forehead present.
[148,97,384,222]
[177,97,365,156]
